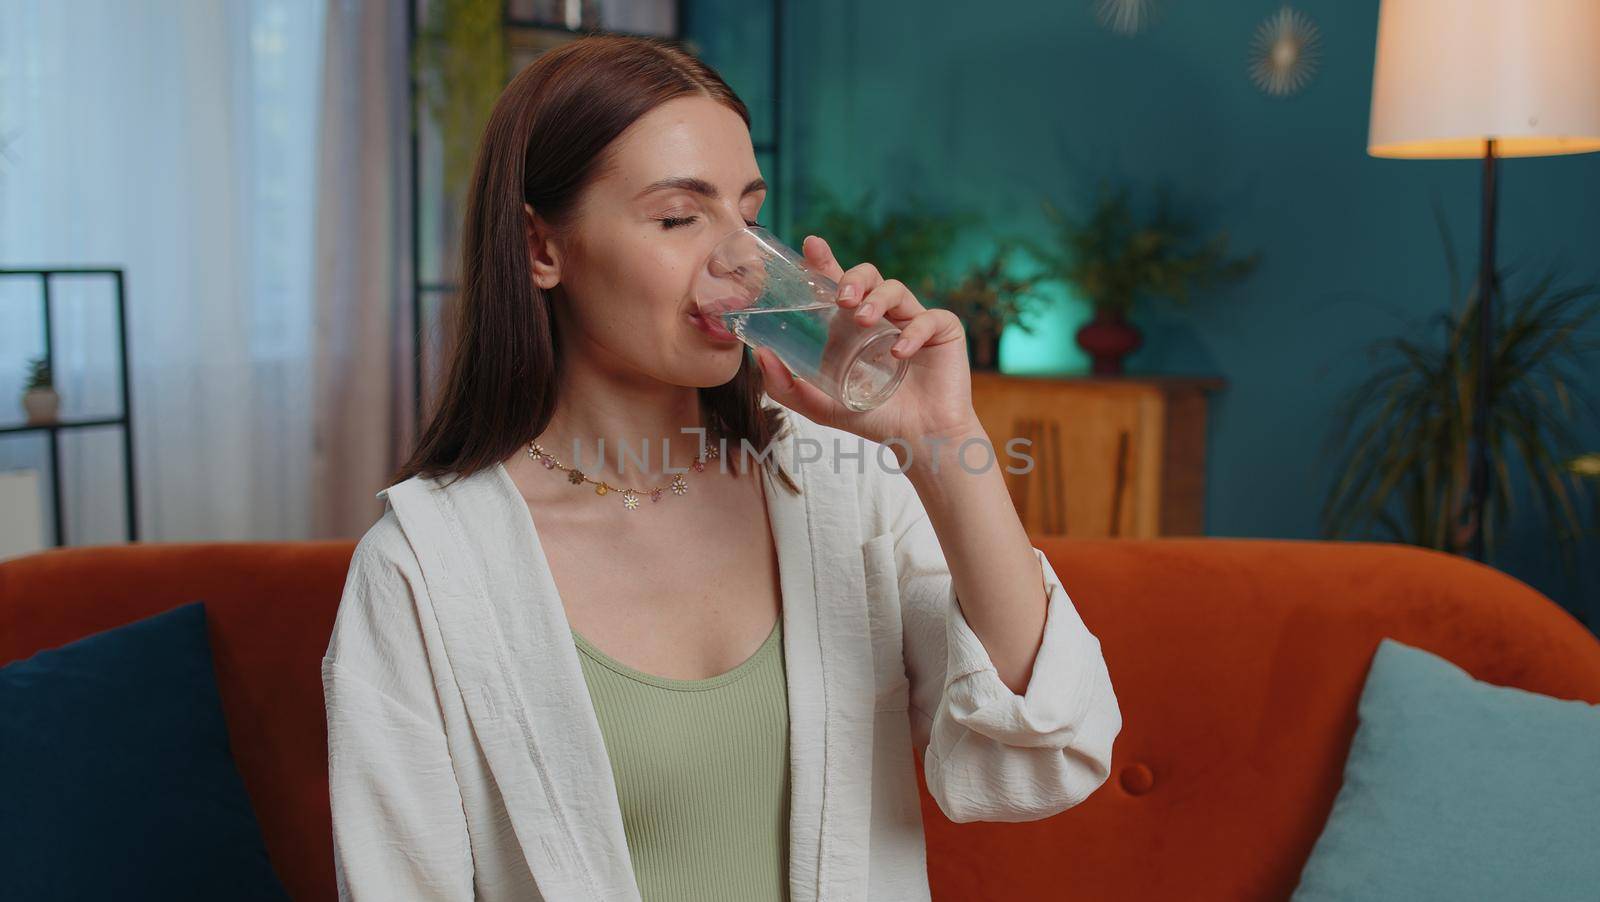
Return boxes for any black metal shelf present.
[0,267,139,546]
[0,267,125,277]
[0,416,128,436]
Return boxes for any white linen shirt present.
[321,403,1122,901]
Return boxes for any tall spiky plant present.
[1320,204,1600,578]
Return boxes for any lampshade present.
[1368,0,1600,159]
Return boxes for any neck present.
[535,365,717,482]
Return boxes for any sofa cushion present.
[0,601,290,901]
[1292,637,1600,901]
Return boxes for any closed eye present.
[658,215,765,231]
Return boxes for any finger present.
[889,309,965,359]
[853,278,925,328]
[802,235,847,283]
[834,261,883,309]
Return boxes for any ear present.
[524,203,561,290]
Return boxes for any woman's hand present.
[754,234,983,466]
[759,238,1053,703]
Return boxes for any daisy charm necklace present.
[527,435,722,511]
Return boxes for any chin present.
[691,350,746,387]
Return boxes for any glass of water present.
[691,225,910,412]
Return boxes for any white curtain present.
[312,0,413,539]
[0,0,407,545]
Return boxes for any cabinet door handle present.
[1110,428,1131,537]
[1047,419,1067,534]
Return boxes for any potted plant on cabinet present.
[791,184,975,298]
[22,356,59,425]
[797,184,1044,364]
[934,239,1049,371]
[1024,180,1259,375]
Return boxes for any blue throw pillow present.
[1292,637,1600,901]
[0,602,290,901]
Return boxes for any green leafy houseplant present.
[413,0,506,210]
[793,184,1059,369]
[1320,211,1600,574]
[934,240,1049,371]
[1023,180,1259,374]
[791,184,976,301]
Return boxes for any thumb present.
[755,346,840,427]
[756,345,795,394]
[802,235,847,282]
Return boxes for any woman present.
[322,33,1121,902]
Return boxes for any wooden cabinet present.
[967,372,1224,538]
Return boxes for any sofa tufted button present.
[1118,762,1155,795]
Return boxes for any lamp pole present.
[1466,138,1498,563]
[1368,0,1600,563]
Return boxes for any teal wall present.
[691,1,1600,628]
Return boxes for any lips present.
[690,294,754,343]
[688,309,741,343]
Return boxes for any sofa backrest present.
[1,540,357,902]
[917,537,1600,901]
[5,537,1599,900]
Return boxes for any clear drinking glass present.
[691,225,910,412]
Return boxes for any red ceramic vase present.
[1075,307,1142,375]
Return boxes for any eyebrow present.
[635,176,767,201]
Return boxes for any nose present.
[695,225,767,318]
[706,229,763,283]
[709,255,755,280]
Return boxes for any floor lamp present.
[1366,0,1600,562]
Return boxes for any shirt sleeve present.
[881,467,1123,824]
[322,518,475,900]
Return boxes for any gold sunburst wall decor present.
[1249,5,1322,97]
[1094,0,1160,36]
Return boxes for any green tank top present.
[571,618,790,902]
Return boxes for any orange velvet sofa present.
[4,537,1599,901]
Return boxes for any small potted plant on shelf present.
[1024,180,1259,375]
[933,239,1049,371]
[23,356,59,425]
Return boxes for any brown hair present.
[392,34,798,493]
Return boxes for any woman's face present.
[529,95,767,388]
